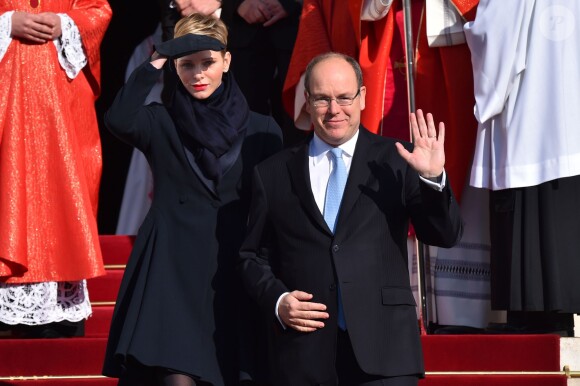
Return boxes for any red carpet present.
[423,334,561,371]
[0,380,117,386]
[0,236,568,385]
[421,375,566,385]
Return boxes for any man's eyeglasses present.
[309,89,361,108]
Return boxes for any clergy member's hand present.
[37,12,61,40]
[278,290,329,332]
[172,0,221,17]
[237,0,268,24]
[395,109,446,179]
[11,12,54,43]
[262,0,289,27]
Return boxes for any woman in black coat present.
[102,13,283,386]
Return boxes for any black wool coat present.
[102,61,283,386]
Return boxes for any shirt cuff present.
[275,292,289,330]
[419,170,447,191]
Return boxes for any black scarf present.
[167,71,249,183]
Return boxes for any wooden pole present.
[402,0,430,335]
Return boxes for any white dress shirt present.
[309,131,358,212]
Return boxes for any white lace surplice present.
[0,281,92,325]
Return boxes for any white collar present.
[310,130,359,165]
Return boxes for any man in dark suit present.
[239,52,463,386]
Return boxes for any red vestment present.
[0,0,112,283]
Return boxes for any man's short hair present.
[304,52,364,94]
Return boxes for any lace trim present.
[0,280,92,325]
[53,13,86,79]
[361,0,394,21]
[0,11,14,62]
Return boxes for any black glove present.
[154,34,225,58]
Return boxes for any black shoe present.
[485,322,528,334]
[11,320,85,338]
[433,325,485,334]
[485,322,573,337]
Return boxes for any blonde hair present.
[174,13,228,50]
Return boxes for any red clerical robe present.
[0,1,112,283]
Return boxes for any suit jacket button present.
[332,245,340,252]
[329,284,336,291]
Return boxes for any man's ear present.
[359,86,367,111]
[304,91,311,114]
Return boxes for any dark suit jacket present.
[239,128,463,385]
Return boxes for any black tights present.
[118,372,199,386]
[117,359,210,386]
[156,371,199,386]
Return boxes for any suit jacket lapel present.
[335,127,374,235]
[287,140,332,234]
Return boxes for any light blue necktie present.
[324,147,347,330]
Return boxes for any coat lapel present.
[183,146,218,196]
[182,134,245,198]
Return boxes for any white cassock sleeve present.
[464,0,534,123]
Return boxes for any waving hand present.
[395,109,445,179]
